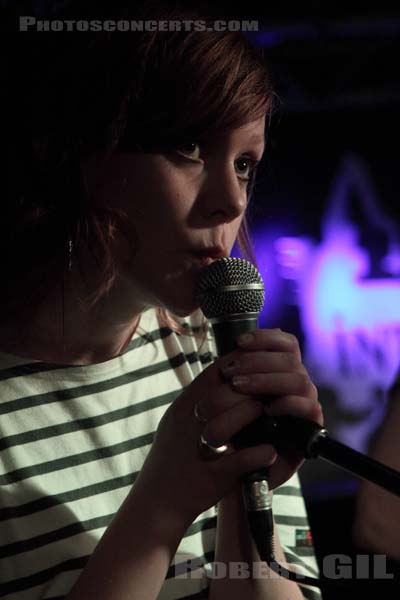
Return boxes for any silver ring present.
[193,402,208,424]
[198,433,229,460]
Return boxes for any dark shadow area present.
[306,493,400,599]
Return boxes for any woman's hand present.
[133,328,322,529]
[217,328,322,490]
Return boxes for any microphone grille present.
[195,257,265,319]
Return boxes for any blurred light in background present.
[235,154,400,459]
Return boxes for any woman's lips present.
[189,247,228,269]
[192,256,215,267]
[189,252,227,270]
[164,254,216,281]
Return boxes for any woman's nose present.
[200,166,247,223]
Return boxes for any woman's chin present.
[164,296,201,318]
[146,263,206,317]
[163,280,202,317]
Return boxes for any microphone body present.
[208,315,275,558]
[209,314,270,470]
[195,258,275,561]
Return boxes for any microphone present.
[195,256,275,563]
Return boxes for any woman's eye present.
[235,156,258,181]
[174,144,258,182]
[176,142,201,160]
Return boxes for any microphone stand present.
[231,413,400,591]
[232,413,400,497]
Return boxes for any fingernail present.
[232,375,250,386]
[266,449,278,465]
[220,359,240,374]
[237,333,254,346]
[270,331,293,346]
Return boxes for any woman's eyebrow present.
[247,134,266,153]
[248,134,265,145]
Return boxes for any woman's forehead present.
[204,117,266,147]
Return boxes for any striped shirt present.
[0,307,321,599]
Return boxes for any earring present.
[62,237,73,352]
[68,238,73,272]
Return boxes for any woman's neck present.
[0,275,146,366]
[0,313,142,366]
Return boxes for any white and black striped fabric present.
[0,307,321,599]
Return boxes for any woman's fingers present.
[219,350,304,377]
[195,388,249,421]
[220,442,278,477]
[265,394,323,425]
[202,397,264,447]
[229,371,317,400]
[237,329,302,361]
